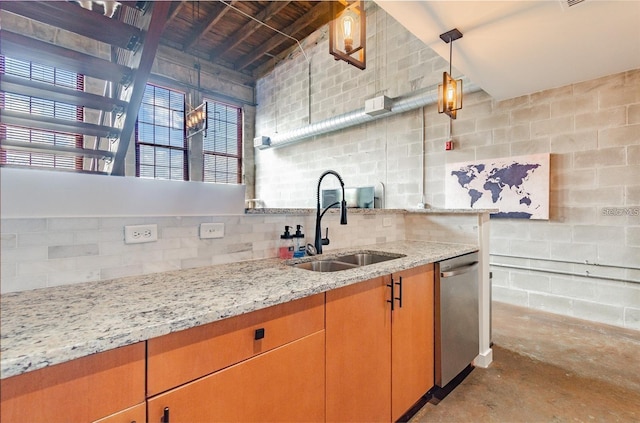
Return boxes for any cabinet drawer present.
[147,293,325,396]
[92,403,145,423]
[0,342,145,423]
[148,331,326,423]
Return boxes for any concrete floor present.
[410,301,640,422]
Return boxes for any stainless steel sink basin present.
[292,260,359,272]
[334,252,404,266]
[290,251,405,272]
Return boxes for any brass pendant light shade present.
[438,28,463,119]
[329,1,366,70]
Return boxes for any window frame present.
[135,83,189,181]
[202,99,243,184]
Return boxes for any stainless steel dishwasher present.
[435,252,480,388]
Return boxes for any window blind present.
[203,101,242,184]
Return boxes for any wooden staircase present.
[0,1,170,175]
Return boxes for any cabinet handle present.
[395,276,403,308]
[162,407,170,423]
[254,328,265,340]
[386,281,395,311]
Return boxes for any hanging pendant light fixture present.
[329,1,366,70]
[438,28,463,119]
[186,2,207,138]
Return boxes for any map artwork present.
[445,153,550,220]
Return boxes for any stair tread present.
[2,109,120,139]
[1,30,133,84]
[1,74,128,112]
[0,1,143,51]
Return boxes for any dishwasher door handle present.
[440,262,479,278]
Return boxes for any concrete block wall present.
[438,71,639,330]
[254,2,448,209]
[253,4,640,329]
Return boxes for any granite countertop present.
[0,240,478,379]
[244,207,495,215]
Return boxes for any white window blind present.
[0,56,83,170]
[203,100,242,184]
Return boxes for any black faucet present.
[314,170,347,254]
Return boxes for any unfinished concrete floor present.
[410,301,640,422]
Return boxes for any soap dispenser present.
[293,225,305,258]
[278,226,294,259]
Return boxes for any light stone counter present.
[244,207,496,215]
[0,240,477,379]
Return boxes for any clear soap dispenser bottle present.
[293,225,305,258]
[278,226,294,259]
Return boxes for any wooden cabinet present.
[148,331,325,422]
[0,342,145,423]
[147,293,326,422]
[326,264,434,422]
[1,262,438,423]
[390,264,435,421]
[326,276,392,422]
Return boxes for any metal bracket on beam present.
[126,35,142,52]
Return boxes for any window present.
[0,56,84,170]
[136,84,187,180]
[203,101,242,184]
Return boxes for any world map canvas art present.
[445,153,550,220]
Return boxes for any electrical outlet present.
[200,223,224,239]
[124,224,158,244]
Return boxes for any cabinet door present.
[391,264,435,421]
[326,276,392,422]
[148,331,325,423]
[0,343,145,423]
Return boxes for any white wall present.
[0,167,246,217]
[253,3,640,330]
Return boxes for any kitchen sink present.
[292,260,359,272]
[290,251,405,272]
[334,252,404,266]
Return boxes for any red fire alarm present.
[445,140,454,151]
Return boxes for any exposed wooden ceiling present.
[149,1,341,79]
[0,1,342,175]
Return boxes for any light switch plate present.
[200,222,224,239]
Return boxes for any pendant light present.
[438,28,463,119]
[329,1,366,70]
[186,2,207,138]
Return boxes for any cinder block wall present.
[254,2,448,209]
[430,74,640,330]
[253,3,640,329]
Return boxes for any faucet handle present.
[322,227,330,246]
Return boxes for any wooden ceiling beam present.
[182,0,240,52]
[208,1,291,60]
[167,1,187,23]
[235,2,333,71]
